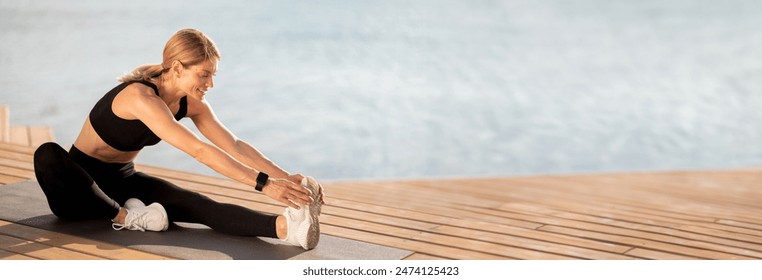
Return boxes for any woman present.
[33,28,323,250]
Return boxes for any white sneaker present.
[282,177,322,250]
[112,200,169,232]
[304,176,324,215]
[124,198,145,210]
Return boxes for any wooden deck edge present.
[0,105,55,148]
[0,106,9,143]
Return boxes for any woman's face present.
[177,59,218,100]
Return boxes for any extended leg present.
[109,172,278,238]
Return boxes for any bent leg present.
[33,142,120,220]
[112,172,278,238]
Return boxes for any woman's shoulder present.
[121,81,158,96]
[113,82,161,106]
[111,82,165,118]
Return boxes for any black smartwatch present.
[255,172,269,192]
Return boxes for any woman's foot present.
[112,198,169,232]
[280,177,323,250]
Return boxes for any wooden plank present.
[717,219,762,232]
[330,180,504,209]
[458,177,762,247]
[498,201,762,249]
[513,173,762,222]
[0,233,104,260]
[28,126,54,147]
[0,174,27,185]
[137,164,231,187]
[539,225,755,260]
[0,156,32,170]
[322,215,577,260]
[625,248,702,260]
[410,231,579,260]
[501,201,762,241]
[479,205,762,259]
[324,184,544,230]
[0,141,37,154]
[327,199,630,254]
[325,205,440,231]
[505,173,751,209]
[683,223,762,240]
[9,126,28,146]
[403,253,449,260]
[493,183,719,223]
[0,248,38,260]
[488,178,720,223]
[367,181,505,209]
[321,224,509,260]
[0,106,8,142]
[551,212,762,253]
[0,148,34,162]
[0,165,35,180]
[0,220,172,260]
[431,225,636,260]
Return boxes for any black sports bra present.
[89,81,187,152]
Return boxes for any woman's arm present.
[120,86,311,208]
[188,98,304,184]
[226,140,305,184]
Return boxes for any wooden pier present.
[1,105,761,260]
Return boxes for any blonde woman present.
[33,29,323,250]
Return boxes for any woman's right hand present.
[261,178,313,209]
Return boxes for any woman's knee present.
[33,142,67,170]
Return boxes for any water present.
[2,0,762,181]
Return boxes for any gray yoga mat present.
[0,180,412,260]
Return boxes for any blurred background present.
[2,0,761,181]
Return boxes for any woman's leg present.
[32,142,120,220]
[108,172,278,238]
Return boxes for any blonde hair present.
[118,29,221,83]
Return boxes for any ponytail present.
[118,29,220,83]
[117,64,165,83]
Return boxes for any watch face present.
[257,172,269,184]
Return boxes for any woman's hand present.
[289,173,326,205]
[287,173,305,185]
[261,178,313,209]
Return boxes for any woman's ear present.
[170,60,184,76]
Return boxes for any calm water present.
[2,0,762,180]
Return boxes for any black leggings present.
[33,142,278,238]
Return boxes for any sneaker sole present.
[303,176,322,249]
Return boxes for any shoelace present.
[111,210,147,231]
